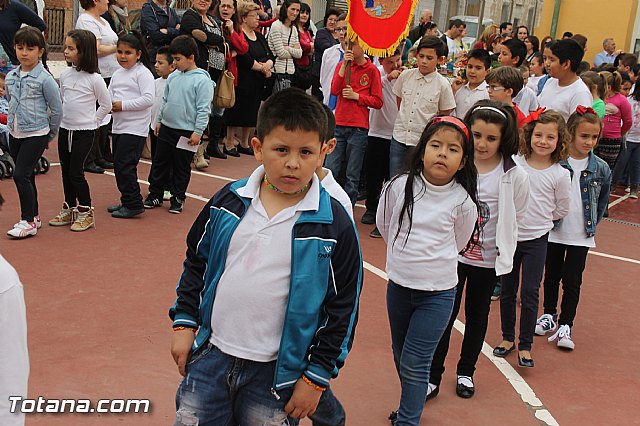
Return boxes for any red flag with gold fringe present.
[346,0,418,56]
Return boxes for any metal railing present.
[46,7,66,53]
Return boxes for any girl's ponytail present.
[117,31,153,73]
[600,70,622,95]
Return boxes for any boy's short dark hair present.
[546,39,584,73]
[417,35,446,58]
[562,31,574,39]
[322,104,336,141]
[14,26,46,49]
[571,34,587,50]
[257,88,327,143]
[503,38,527,67]
[618,53,638,69]
[486,66,524,97]
[448,19,464,30]
[467,48,491,69]
[577,61,590,75]
[499,22,512,32]
[156,46,173,63]
[169,35,198,61]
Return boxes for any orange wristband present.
[173,326,196,332]
[302,375,327,392]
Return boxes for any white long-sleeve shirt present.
[377,174,478,291]
[267,20,302,75]
[109,63,155,137]
[59,67,111,131]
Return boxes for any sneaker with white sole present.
[34,215,42,229]
[49,202,75,226]
[491,282,501,301]
[163,190,172,201]
[549,324,575,350]
[7,220,37,238]
[70,206,95,232]
[535,313,557,336]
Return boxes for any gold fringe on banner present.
[345,0,420,58]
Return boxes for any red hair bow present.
[576,105,596,116]
[523,107,546,125]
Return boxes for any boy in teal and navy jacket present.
[170,88,363,424]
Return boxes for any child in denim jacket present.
[4,27,62,239]
[537,106,612,351]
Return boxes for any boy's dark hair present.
[278,0,301,24]
[322,104,336,140]
[14,26,46,50]
[503,38,527,67]
[169,35,199,61]
[500,22,512,33]
[547,39,584,73]
[257,88,327,143]
[577,61,590,75]
[618,53,638,69]
[381,46,402,59]
[323,7,342,26]
[417,35,446,58]
[464,99,520,158]
[66,29,99,74]
[520,110,568,162]
[156,46,173,63]
[448,18,463,30]
[118,30,153,72]
[633,63,640,76]
[562,31,574,39]
[571,34,587,50]
[486,66,524,97]
[467,48,491,69]
[619,70,631,83]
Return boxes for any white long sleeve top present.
[268,20,302,75]
[109,63,155,137]
[377,173,478,291]
[59,67,111,131]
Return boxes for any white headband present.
[472,106,508,119]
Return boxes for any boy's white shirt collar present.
[464,80,488,91]
[237,165,321,212]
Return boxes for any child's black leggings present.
[9,134,48,221]
[58,128,94,207]
[543,242,590,328]
[113,133,146,210]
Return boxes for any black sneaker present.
[143,196,163,209]
[361,210,376,224]
[169,197,184,214]
[370,227,382,238]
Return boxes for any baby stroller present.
[0,129,50,180]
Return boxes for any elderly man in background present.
[595,38,622,67]
[408,8,432,43]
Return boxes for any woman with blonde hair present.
[474,24,499,49]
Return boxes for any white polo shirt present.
[454,81,489,118]
[392,68,456,146]
[210,166,321,362]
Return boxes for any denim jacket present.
[5,62,62,140]
[557,152,611,237]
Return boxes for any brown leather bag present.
[213,43,236,108]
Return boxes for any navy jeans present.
[113,133,146,210]
[175,343,294,426]
[387,281,455,426]
[616,141,640,186]
[500,234,548,351]
[389,138,411,177]
[325,126,368,205]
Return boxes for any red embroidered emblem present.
[360,73,371,87]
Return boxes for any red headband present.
[576,105,596,116]
[432,116,470,141]
[522,107,546,125]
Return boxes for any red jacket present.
[331,58,383,129]
[226,30,249,86]
[295,29,314,68]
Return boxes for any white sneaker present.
[549,324,575,350]
[34,215,42,229]
[7,220,37,238]
[535,314,557,336]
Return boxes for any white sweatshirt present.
[109,62,155,137]
[377,174,478,291]
[59,67,111,131]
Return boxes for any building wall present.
[535,0,639,65]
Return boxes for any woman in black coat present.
[140,0,180,65]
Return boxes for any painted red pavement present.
[1,147,639,425]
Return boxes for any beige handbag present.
[213,42,236,109]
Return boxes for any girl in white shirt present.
[538,107,611,350]
[494,109,571,368]
[49,29,111,232]
[108,32,155,218]
[377,116,478,425]
[429,101,530,399]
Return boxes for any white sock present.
[427,383,438,395]
[457,375,474,388]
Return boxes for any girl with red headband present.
[537,106,611,350]
[376,115,479,425]
[493,109,571,368]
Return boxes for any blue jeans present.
[174,343,294,426]
[325,126,368,205]
[389,138,410,178]
[387,281,456,426]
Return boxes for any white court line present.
[608,194,630,208]
[363,262,559,426]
